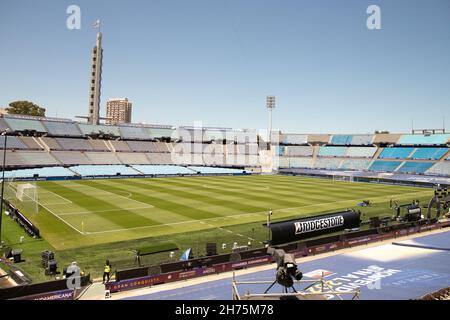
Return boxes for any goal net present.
[332,175,354,182]
[3,178,39,214]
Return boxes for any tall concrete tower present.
[87,32,103,124]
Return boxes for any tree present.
[6,101,46,117]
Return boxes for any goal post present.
[332,175,354,182]
[3,178,39,214]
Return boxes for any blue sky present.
[1,0,449,134]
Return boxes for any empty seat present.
[85,152,121,164]
[19,136,43,149]
[379,147,414,159]
[3,117,47,132]
[314,158,342,169]
[88,139,109,151]
[56,138,93,151]
[340,159,372,170]
[285,146,313,157]
[368,161,402,172]
[346,147,377,158]
[42,120,83,137]
[118,126,152,140]
[398,134,450,145]
[41,137,62,150]
[0,136,28,149]
[426,162,450,176]
[51,151,92,165]
[410,148,448,160]
[110,140,130,152]
[117,152,150,165]
[397,162,434,174]
[318,146,347,157]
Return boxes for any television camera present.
[265,247,303,293]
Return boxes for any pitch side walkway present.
[115,230,450,300]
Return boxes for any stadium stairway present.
[37,137,51,152]
[372,147,383,160]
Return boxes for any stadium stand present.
[3,117,47,133]
[88,139,110,151]
[41,137,62,150]
[288,157,314,168]
[372,134,402,144]
[51,151,92,165]
[350,134,374,145]
[307,134,330,144]
[426,162,450,176]
[318,146,347,157]
[282,134,308,145]
[398,134,450,145]
[0,136,28,149]
[340,159,372,171]
[187,166,245,174]
[126,140,154,152]
[346,147,377,158]
[117,152,151,165]
[397,162,435,174]
[285,146,314,157]
[272,145,284,156]
[55,138,93,151]
[110,140,131,152]
[42,120,83,137]
[70,165,140,176]
[19,136,44,149]
[4,167,75,178]
[235,130,258,144]
[409,148,449,160]
[132,165,194,175]
[330,135,353,145]
[118,126,152,140]
[378,147,414,159]
[149,128,176,140]
[203,130,227,142]
[84,152,121,164]
[0,151,25,166]
[15,151,59,166]
[314,158,342,169]
[146,153,173,165]
[0,118,9,131]
[78,123,121,137]
[368,160,402,172]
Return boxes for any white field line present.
[60,182,154,208]
[39,190,73,204]
[81,189,432,235]
[8,184,84,235]
[58,206,154,216]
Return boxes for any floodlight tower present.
[266,96,276,147]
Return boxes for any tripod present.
[264,279,298,294]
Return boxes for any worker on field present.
[103,260,111,284]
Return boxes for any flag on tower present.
[93,20,101,29]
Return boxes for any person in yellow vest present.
[103,260,111,284]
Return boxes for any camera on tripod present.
[265,247,303,293]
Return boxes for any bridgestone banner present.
[267,210,361,245]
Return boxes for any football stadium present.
[1,1,450,306]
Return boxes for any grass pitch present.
[2,175,434,281]
[13,175,433,249]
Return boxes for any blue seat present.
[369,161,402,172]
[410,148,448,160]
[398,162,434,174]
[379,148,414,159]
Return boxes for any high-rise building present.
[87,32,103,124]
[106,98,132,125]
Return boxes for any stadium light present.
[266,96,276,147]
[0,129,9,247]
